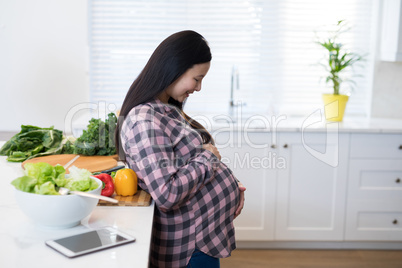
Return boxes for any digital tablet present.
[45,227,136,258]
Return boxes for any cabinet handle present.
[283,144,288,148]
[397,178,401,183]
[393,219,398,225]
[270,144,276,149]
[399,145,402,150]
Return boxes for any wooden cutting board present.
[21,154,118,174]
[97,190,152,207]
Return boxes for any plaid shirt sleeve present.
[124,118,219,211]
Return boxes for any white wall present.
[371,61,402,118]
[370,0,402,119]
[0,0,89,132]
[0,0,401,134]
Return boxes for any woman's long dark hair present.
[115,30,213,159]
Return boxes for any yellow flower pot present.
[322,94,349,122]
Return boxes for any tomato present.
[114,168,137,196]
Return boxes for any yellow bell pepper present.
[114,168,138,196]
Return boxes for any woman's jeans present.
[187,249,220,268]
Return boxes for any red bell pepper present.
[94,173,115,197]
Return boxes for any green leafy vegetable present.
[10,162,99,195]
[65,166,99,192]
[0,125,63,162]
[25,162,56,185]
[62,113,117,156]
[11,176,37,193]
[53,165,68,187]
[1,113,117,162]
[34,181,60,195]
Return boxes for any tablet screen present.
[53,228,129,253]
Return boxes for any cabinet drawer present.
[360,170,402,189]
[350,133,402,159]
[348,159,402,199]
[345,201,402,241]
[357,211,402,230]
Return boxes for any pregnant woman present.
[115,30,246,268]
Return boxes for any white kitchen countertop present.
[0,141,154,268]
[194,114,402,133]
[70,110,402,138]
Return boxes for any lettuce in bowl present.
[11,162,98,195]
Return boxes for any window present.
[89,0,376,117]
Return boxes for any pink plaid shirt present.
[120,99,240,267]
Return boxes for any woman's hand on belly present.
[234,181,246,219]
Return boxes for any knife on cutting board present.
[96,165,126,174]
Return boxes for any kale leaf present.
[62,113,117,156]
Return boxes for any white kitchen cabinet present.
[214,131,276,241]
[345,133,402,241]
[274,132,350,240]
[213,126,402,244]
[215,129,350,241]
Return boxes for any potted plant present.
[316,20,364,121]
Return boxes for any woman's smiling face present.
[159,62,211,103]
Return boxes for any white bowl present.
[14,178,102,229]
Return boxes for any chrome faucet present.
[230,65,239,106]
